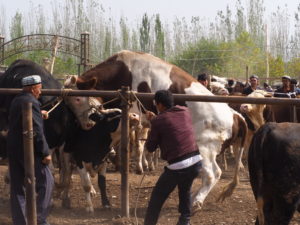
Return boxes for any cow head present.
[210,82,229,96]
[240,90,268,130]
[64,75,101,130]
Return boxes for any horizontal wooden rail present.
[0,88,300,106]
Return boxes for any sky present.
[1,0,300,33]
[1,0,300,22]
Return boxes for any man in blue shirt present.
[7,75,53,225]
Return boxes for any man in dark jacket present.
[144,90,202,225]
[7,75,53,225]
[242,74,262,95]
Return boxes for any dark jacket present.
[146,105,199,164]
[7,92,49,160]
[275,86,293,93]
[242,86,262,95]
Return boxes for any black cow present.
[248,122,300,225]
[0,59,118,212]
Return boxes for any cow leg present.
[263,195,296,225]
[97,162,110,209]
[230,139,245,170]
[192,151,221,212]
[59,150,73,209]
[144,151,155,171]
[154,148,160,168]
[77,166,95,213]
[220,148,228,171]
[134,125,146,174]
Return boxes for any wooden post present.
[0,36,4,65]
[80,32,90,72]
[49,35,59,74]
[120,86,130,217]
[245,65,249,82]
[22,102,37,225]
[292,105,298,123]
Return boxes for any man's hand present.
[41,110,49,120]
[42,155,52,165]
[146,111,156,121]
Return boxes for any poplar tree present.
[120,16,129,50]
[247,0,265,46]
[139,13,150,52]
[154,14,165,58]
[10,12,24,39]
[235,0,246,39]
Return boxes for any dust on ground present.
[1,158,300,225]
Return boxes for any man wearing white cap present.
[275,75,293,94]
[7,75,53,225]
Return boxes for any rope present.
[60,88,73,98]
[131,91,148,112]
[101,97,120,107]
[47,97,63,114]
[117,91,131,106]
[44,88,73,115]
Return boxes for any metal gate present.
[0,33,90,75]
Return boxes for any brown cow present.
[65,50,247,211]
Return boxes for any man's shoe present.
[38,222,50,225]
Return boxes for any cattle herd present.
[0,50,300,224]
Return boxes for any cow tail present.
[248,122,273,225]
[217,113,247,202]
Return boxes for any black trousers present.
[8,157,54,225]
[144,161,201,225]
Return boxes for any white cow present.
[66,50,247,211]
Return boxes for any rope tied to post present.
[130,91,148,112]
[117,89,132,107]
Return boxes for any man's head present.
[154,90,174,113]
[197,73,208,87]
[21,75,42,99]
[282,75,291,88]
[249,74,259,88]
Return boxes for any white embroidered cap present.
[21,75,42,87]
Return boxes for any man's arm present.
[145,119,159,152]
[32,101,50,160]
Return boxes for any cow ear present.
[71,75,77,85]
[77,77,97,90]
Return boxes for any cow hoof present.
[62,198,71,209]
[90,187,97,197]
[191,202,202,216]
[86,206,94,213]
[149,166,155,171]
[136,169,143,175]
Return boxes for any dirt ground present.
[1,158,300,225]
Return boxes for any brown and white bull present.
[65,50,247,210]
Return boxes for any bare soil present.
[1,158,300,225]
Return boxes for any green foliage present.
[52,56,77,76]
[139,13,150,52]
[2,0,300,81]
[120,17,129,50]
[154,14,165,58]
[170,39,225,77]
[10,12,24,39]
[286,58,300,78]
[170,31,268,79]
